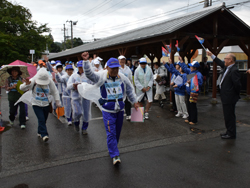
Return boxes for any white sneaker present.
[182,114,189,119]
[82,130,88,135]
[21,125,26,129]
[67,121,72,126]
[9,120,14,126]
[145,113,149,120]
[26,116,29,121]
[126,116,131,121]
[43,136,49,142]
[37,134,42,138]
[113,156,121,165]
[175,113,182,117]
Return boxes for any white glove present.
[56,100,62,108]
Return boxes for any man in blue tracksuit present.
[81,52,139,165]
[180,61,203,125]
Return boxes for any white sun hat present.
[35,68,50,85]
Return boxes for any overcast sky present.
[15,0,250,43]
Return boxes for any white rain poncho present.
[56,73,72,118]
[154,67,167,95]
[134,64,154,102]
[67,71,92,122]
[77,61,137,113]
[55,71,65,94]
[17,77,59,107]
[119,65,133,83]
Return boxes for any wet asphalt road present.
[0,89,250,187]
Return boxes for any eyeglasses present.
[224,58,231,60]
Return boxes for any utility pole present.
[204,0,209,8]
[61,24,67,50]
[202,0,211,60]
[66,20,78,48]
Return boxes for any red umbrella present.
[9,60,37,78]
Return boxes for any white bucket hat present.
[93,59,100,65]
[96,57,103,61]
[35,68,50,85]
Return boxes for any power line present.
[85,3,203,34]
[59,0,250,41]
[84,0,245,35]
[89,0,138,23]
[80,0,125,22]
[77,0,112,20]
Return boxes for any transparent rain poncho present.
[77,61,138,113]
[67,72,92,121]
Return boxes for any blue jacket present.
[164,64,187,96]
[179,63,203,95]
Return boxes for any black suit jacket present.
[214,57,241,104]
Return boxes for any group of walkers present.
[6,50,242,165]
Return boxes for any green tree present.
[0,0,50,65]
[45,33,61,53]
[62,37,84,49]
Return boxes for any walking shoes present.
[113,156,121,165]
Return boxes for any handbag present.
[158,76,167,86]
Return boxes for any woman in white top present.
[20,68,61,142]
[154,62,166,101]
[134,58,154,120]
[118,55,133,120]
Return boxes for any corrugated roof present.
[48,4,225,59]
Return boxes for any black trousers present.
[9,101,26,126]
[171,91,177,111]
[125,98,131,116]
[187,95,197,123]
[222,103,236,137]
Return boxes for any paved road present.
[0,89,250,187]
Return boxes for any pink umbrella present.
[9,60,37,78]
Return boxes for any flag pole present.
[200,43,207,51]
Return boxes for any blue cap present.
[66,65,73,70]
[106,58,120,68]
[68,61,72,64]
[188,61,200,68]
[77,60,83,68]
[56,60,61,64]
[50,60,56,65]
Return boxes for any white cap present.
[35,68,50,85]
[96,57,103,61]
[93,59,100,65]
[50,60,56,65]
[118,55,126,60]
[55,62,62,68]
[139,57,147,64]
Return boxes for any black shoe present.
[75,125,80,132]
[220,132,227,136]
[221,134,236,139]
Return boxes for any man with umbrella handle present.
[5,67,26,129]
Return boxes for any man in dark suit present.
[207,51,241,139]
